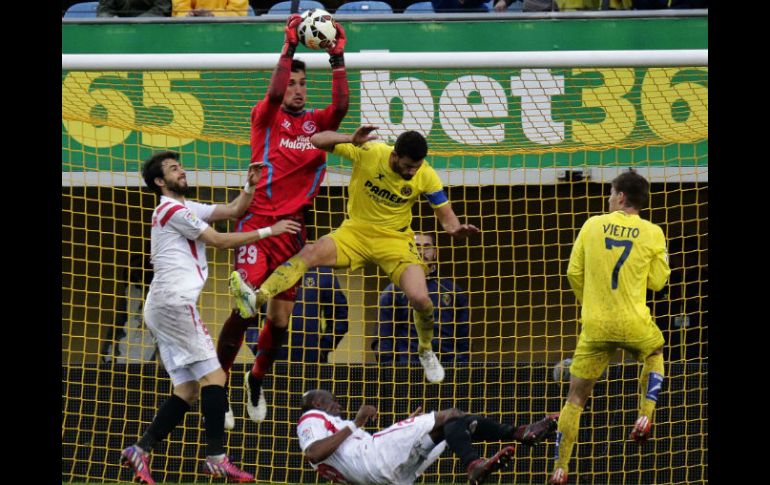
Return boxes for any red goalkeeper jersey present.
[248,94,345,217]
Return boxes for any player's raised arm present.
[310,125,379,153]
[434,203,480,240]
[208,163,263,222]
[263,15,303,107]
[322,21,349,129]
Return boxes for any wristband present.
[329,53,345,69]
[243,182,255,194]
[347,423,358,433]
[282,43,296,58]
[257,227,272,239]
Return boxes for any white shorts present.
[367,412,442,485]
[143,290,217,376]
[165,357,221,387]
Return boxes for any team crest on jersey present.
[302,120,317,134]
[304,275,317,288]
[236,268,249,283]
[441,294,452,306]
[282,119,291,129]
[301,427,314,441]
[400,186,413,197]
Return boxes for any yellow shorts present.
[569,324,665,381]
[326,219,427,286]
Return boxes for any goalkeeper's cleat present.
[630,415,652,443]
[224,403,235,430]
[467,445,516,485]
[517,413,559,446]
[245,371,267,422]
[418,349,445,383]
[203,455,254,482]
[549,467,568,485]
[229,271,257,318]
[120,445,155,485]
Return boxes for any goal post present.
[62,49,708,484]
[62,49,707,70]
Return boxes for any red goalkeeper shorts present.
[233,210,306,302]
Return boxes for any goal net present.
[62,51,707,484]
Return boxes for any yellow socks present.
[553,401,583,473]
[639,352,665,420]
[260,255,308,300]
[413,305,435,353]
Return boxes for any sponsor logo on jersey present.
[302,120,317,134]
[282,119,291,129]
[400,185,413,196]
[183,210,199,224]
[279,135,315,151]
[363,180,409,206]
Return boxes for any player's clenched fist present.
[354,405,378,427]
[285,14,302,47]
[327,22,346,56]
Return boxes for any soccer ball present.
[552,358,573,382]
[297,9,337,51]
[552,358,608,382]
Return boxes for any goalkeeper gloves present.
[282,14,302,57]
[327,22,347,68]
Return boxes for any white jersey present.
[143,196,218,371]
[148,196,215,302]
[296,409,440,485]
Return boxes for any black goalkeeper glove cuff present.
[282,43,296,59]
[329,53,345,69]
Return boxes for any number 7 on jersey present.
[604,238,633,290]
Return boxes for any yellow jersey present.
[333,142,448,231]
[567,210,670,341]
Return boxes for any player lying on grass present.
[297,389,559,485]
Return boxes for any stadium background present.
[62,10,707,485]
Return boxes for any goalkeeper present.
[230,125,478,383]
[215,13,348,427]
